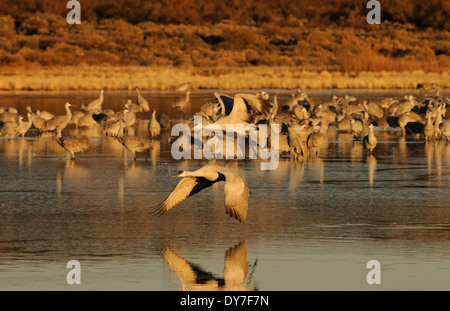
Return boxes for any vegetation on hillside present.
[0,0,448,73]
[1,0,449,29]
[0,0,448,90]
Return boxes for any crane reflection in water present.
[161,241,258,291]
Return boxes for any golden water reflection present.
[161,241,256,291]
[366,154,377,186]
[1,91,450,290]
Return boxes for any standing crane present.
[362,123,378,154]
[54,126,91,160]
[116,109,153,160]
[81,89,104,113]
[44,102,73,132]
[135,86,150,112]
[148,109,161,138]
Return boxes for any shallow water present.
[0,89,449,291]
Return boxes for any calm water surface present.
[0,89,449,291]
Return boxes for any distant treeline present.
[1,0,448,30]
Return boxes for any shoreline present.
[0,65,448,92]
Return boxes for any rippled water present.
[0,89,449,291]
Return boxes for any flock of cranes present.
[0,88,160,160]
[1,83,449,223]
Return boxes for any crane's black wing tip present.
[226,209,246,223]
[158,246,169,258]
[150,203,168,217]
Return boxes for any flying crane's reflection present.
[161,241,257,291]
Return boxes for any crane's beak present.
[172,171,186,177]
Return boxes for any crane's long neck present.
[26,113,32,126]
[65,105,72,118]
[136,88,142,100]
[436,107,442,121]
[28,112,37,123]
[117,121,125,140]
[425,111,432,125]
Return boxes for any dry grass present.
[0,65,448,91]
